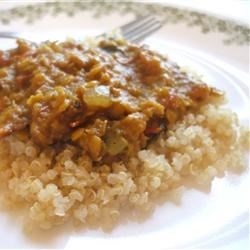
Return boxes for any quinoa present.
[0,104,248,231]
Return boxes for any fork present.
[0,15,162,43]
[101,15,163,43]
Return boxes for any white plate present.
[0,2,249,249]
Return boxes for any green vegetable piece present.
[106,134,128,155]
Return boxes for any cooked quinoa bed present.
[0,104,248,231]
[0,38,249,231]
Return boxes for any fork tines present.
[120,15,163,43]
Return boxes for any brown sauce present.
[0,38,223,160]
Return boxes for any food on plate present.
[0,38,248,231]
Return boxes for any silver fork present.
[101,15,163,43]
[0,15,162,43]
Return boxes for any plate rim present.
[0,1,249,46]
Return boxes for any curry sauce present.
[0,39,223,160]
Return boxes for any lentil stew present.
[0,38,222,161]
